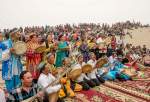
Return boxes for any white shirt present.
[87,59,97,79]
[38,73,61,94]
[96,37,104,44]
[0,89,6,102]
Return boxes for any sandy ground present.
[124,27,150,48]
[0,27,150,88]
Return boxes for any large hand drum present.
[68,69,82,80]
[82,64,93,73]
[96,58,108,68]
[35,46,47,53]
[13,41,27,55]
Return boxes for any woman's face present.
[48,55,55,64]
[47,35,53,42]
[31,35,38,42]
[78,56,83,62]
[60,36,65,41]
[0,34,3,41]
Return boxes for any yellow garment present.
[59,89,66,98]
[74,83,82,92]
[65,80,75,97]
[88,42,95,49]
[75,41,81,47]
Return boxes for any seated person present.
[71,54,90,90]
[59,57,82,98]
[87,52,101,86]
[143,53,150,67]
[7,71,43,102]
[37,62,61,102]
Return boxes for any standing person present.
[55,35,69,67]
[111,34,117,50]
[79,40,90,63]
[26,33,41,83]
[0,32,6,62]
[2,32,23,92]
[45,34,57,53]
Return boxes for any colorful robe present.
[55,41,68,67]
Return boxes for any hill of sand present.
[124,27,150,48]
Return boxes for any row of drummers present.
[39,52,137,98]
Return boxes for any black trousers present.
[78,81,90,90]
[84,78,96,88]
[96,74,105,83]
[91,78,100,86]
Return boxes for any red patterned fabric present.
[74,90,121,102]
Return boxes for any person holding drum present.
[26,33,42,83]
[73,54,92,90]
[45,34,56,54]
[55,34,69,67]
[46,53,58,76]
[37,62,61,102]
[87,52,101,86]
[58,57,82,98]
[2,32,23,92]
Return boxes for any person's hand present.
[10,48,16,54]
[37,91,44,97]
[10,48,15,52]
[120,69,125,73]
[103,68,108,73]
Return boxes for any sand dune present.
[124,27,150,48]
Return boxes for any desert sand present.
[124,27,150,48]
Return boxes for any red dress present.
[26,41,42,79]
[111,36,116,50]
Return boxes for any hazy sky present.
[0,0,150,29]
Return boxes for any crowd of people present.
[0,20,150,102]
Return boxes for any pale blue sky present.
[0,0,150,29]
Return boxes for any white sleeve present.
[49,74,56,81]
[0,89,6,102]
[46,84,61,94]
[82,73,90,80]
[38,76,61,94]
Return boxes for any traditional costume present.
[55,41,68,67]
[26,38,41,82]
[2,38,22,92]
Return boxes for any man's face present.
[44,65,50,74]
[91,54,96,60]
[22,72,33,87]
